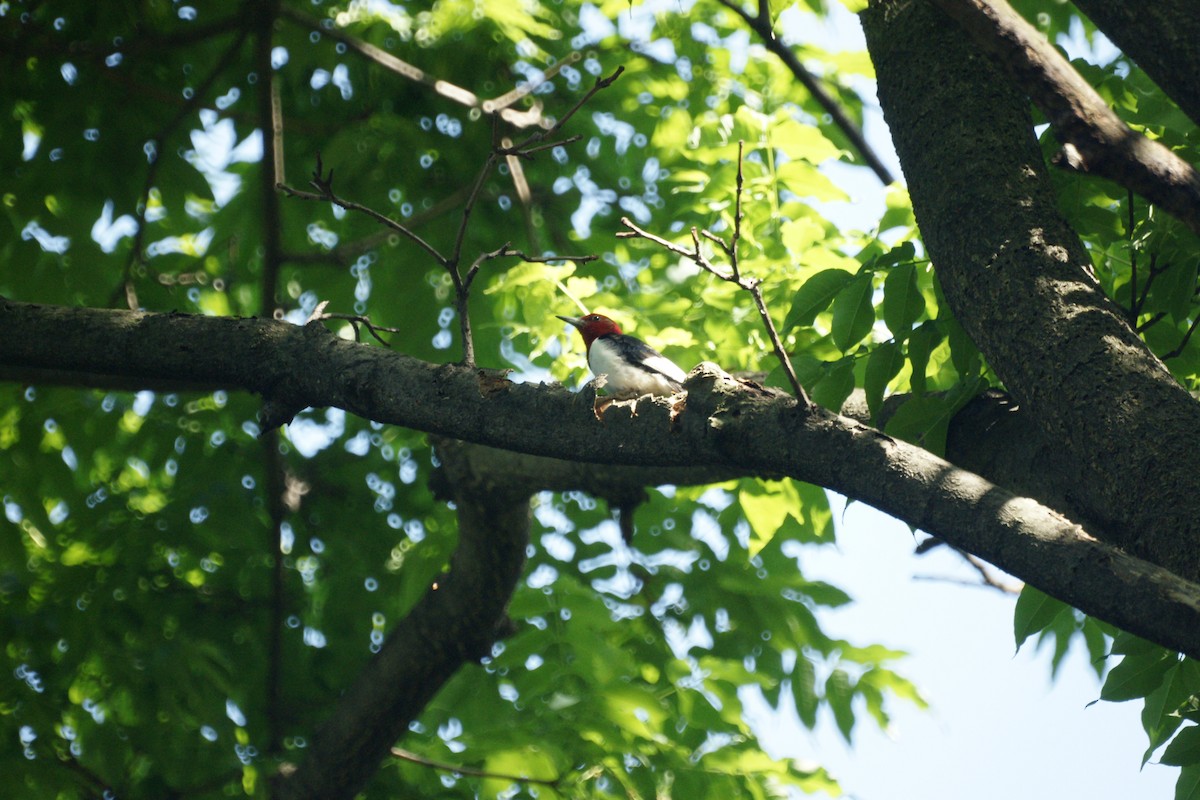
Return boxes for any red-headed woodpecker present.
[558,313,687,397]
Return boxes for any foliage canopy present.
[3,0,1200,798]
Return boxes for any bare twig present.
[283,186,474,268]
[279,63,620,367]
[914,539,1023,594]
[279,5,585,129]
[503,67,625,155]
[111,22,251,309]
[278,156,448,267]
[1125,190,1138,326]
[320,314,402,346]
[1130,253,1167,325]
[618,142,813,406]
[505,250,599,265]
[1163,314,1200,359]
[713,0,895,186]
[252,0,288,759]
[391,747,561,789]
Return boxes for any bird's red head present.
[558,313,622,348]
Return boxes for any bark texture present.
[3,298,1200,659]
[862,0,1200,584]
[1072,0,1200,128]
[926,0,1200,237]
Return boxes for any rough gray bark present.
[926,0,1200,237]
[862,0,1200,584]
[3,297,1200,659]
[1072,0,1200,129]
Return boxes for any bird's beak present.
[557,315,583,329]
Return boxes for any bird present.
[558,313,687,398]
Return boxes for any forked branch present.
[618,141,812,406]
[278,68,621,366]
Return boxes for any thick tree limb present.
[274,440,531,800]
[863,0,1200,586]
[1072,0,1200,129]
[926,0,1200,237]
[3,298,1200,658]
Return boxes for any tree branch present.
[389,747,560,789]
[863,0,1200,586]
[713,0,895,185]
[617,143,810,405]
[274,439,531,800]
[927,0,1200,237]
[3,298,1200,660]
[1071,0,1200,129]
[278,5,564,130]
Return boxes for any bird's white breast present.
[588,338,685,397]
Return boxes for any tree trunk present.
[862,0,1200,583]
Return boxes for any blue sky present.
[746,496,1176,799]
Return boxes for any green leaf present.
[1178,765,1200,800]
[831,274,876,351]
[882,261,926,340]
[1101,650,1176,702]
[864,341,904,421]
[906,321,940,396]
[1013,584,1070,651]
[1113,631,1164,656]
[784,268,854,332]
[811,357,856,412]
[739,479,802,557]
[1162,726,1200,767]
[793,656,819,729]
[940,311,982,379]
[884,393,956,454]
[1141,659,1200,765]
[826,668,856,742]
[781,217,826,258]
[1148,257,1200,323]
[772,118,843,164]
[799,580,853,608]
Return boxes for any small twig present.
[1163,314,1200,359]
[912,573,1022,594]
[323,314,401,346]
[1128,253,1156,321]
[730,143,745,280]
[390,747,561,789]
[618,142,812,406]
[502,134,584,159]
[450,149,501,274]
[914,539,1022,594]
[1136,311,1167,334]
[304,299,402,345]
[1131,253,1168,325]
[111,21,251,309]
[280,66,620,367]
[277,155,448,267]
[713,0,895,185]
[284,186,475,268]
[960,552,1023,594]
[506,250,598,265]
[506,66,625,154]
[279,5,577,130]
